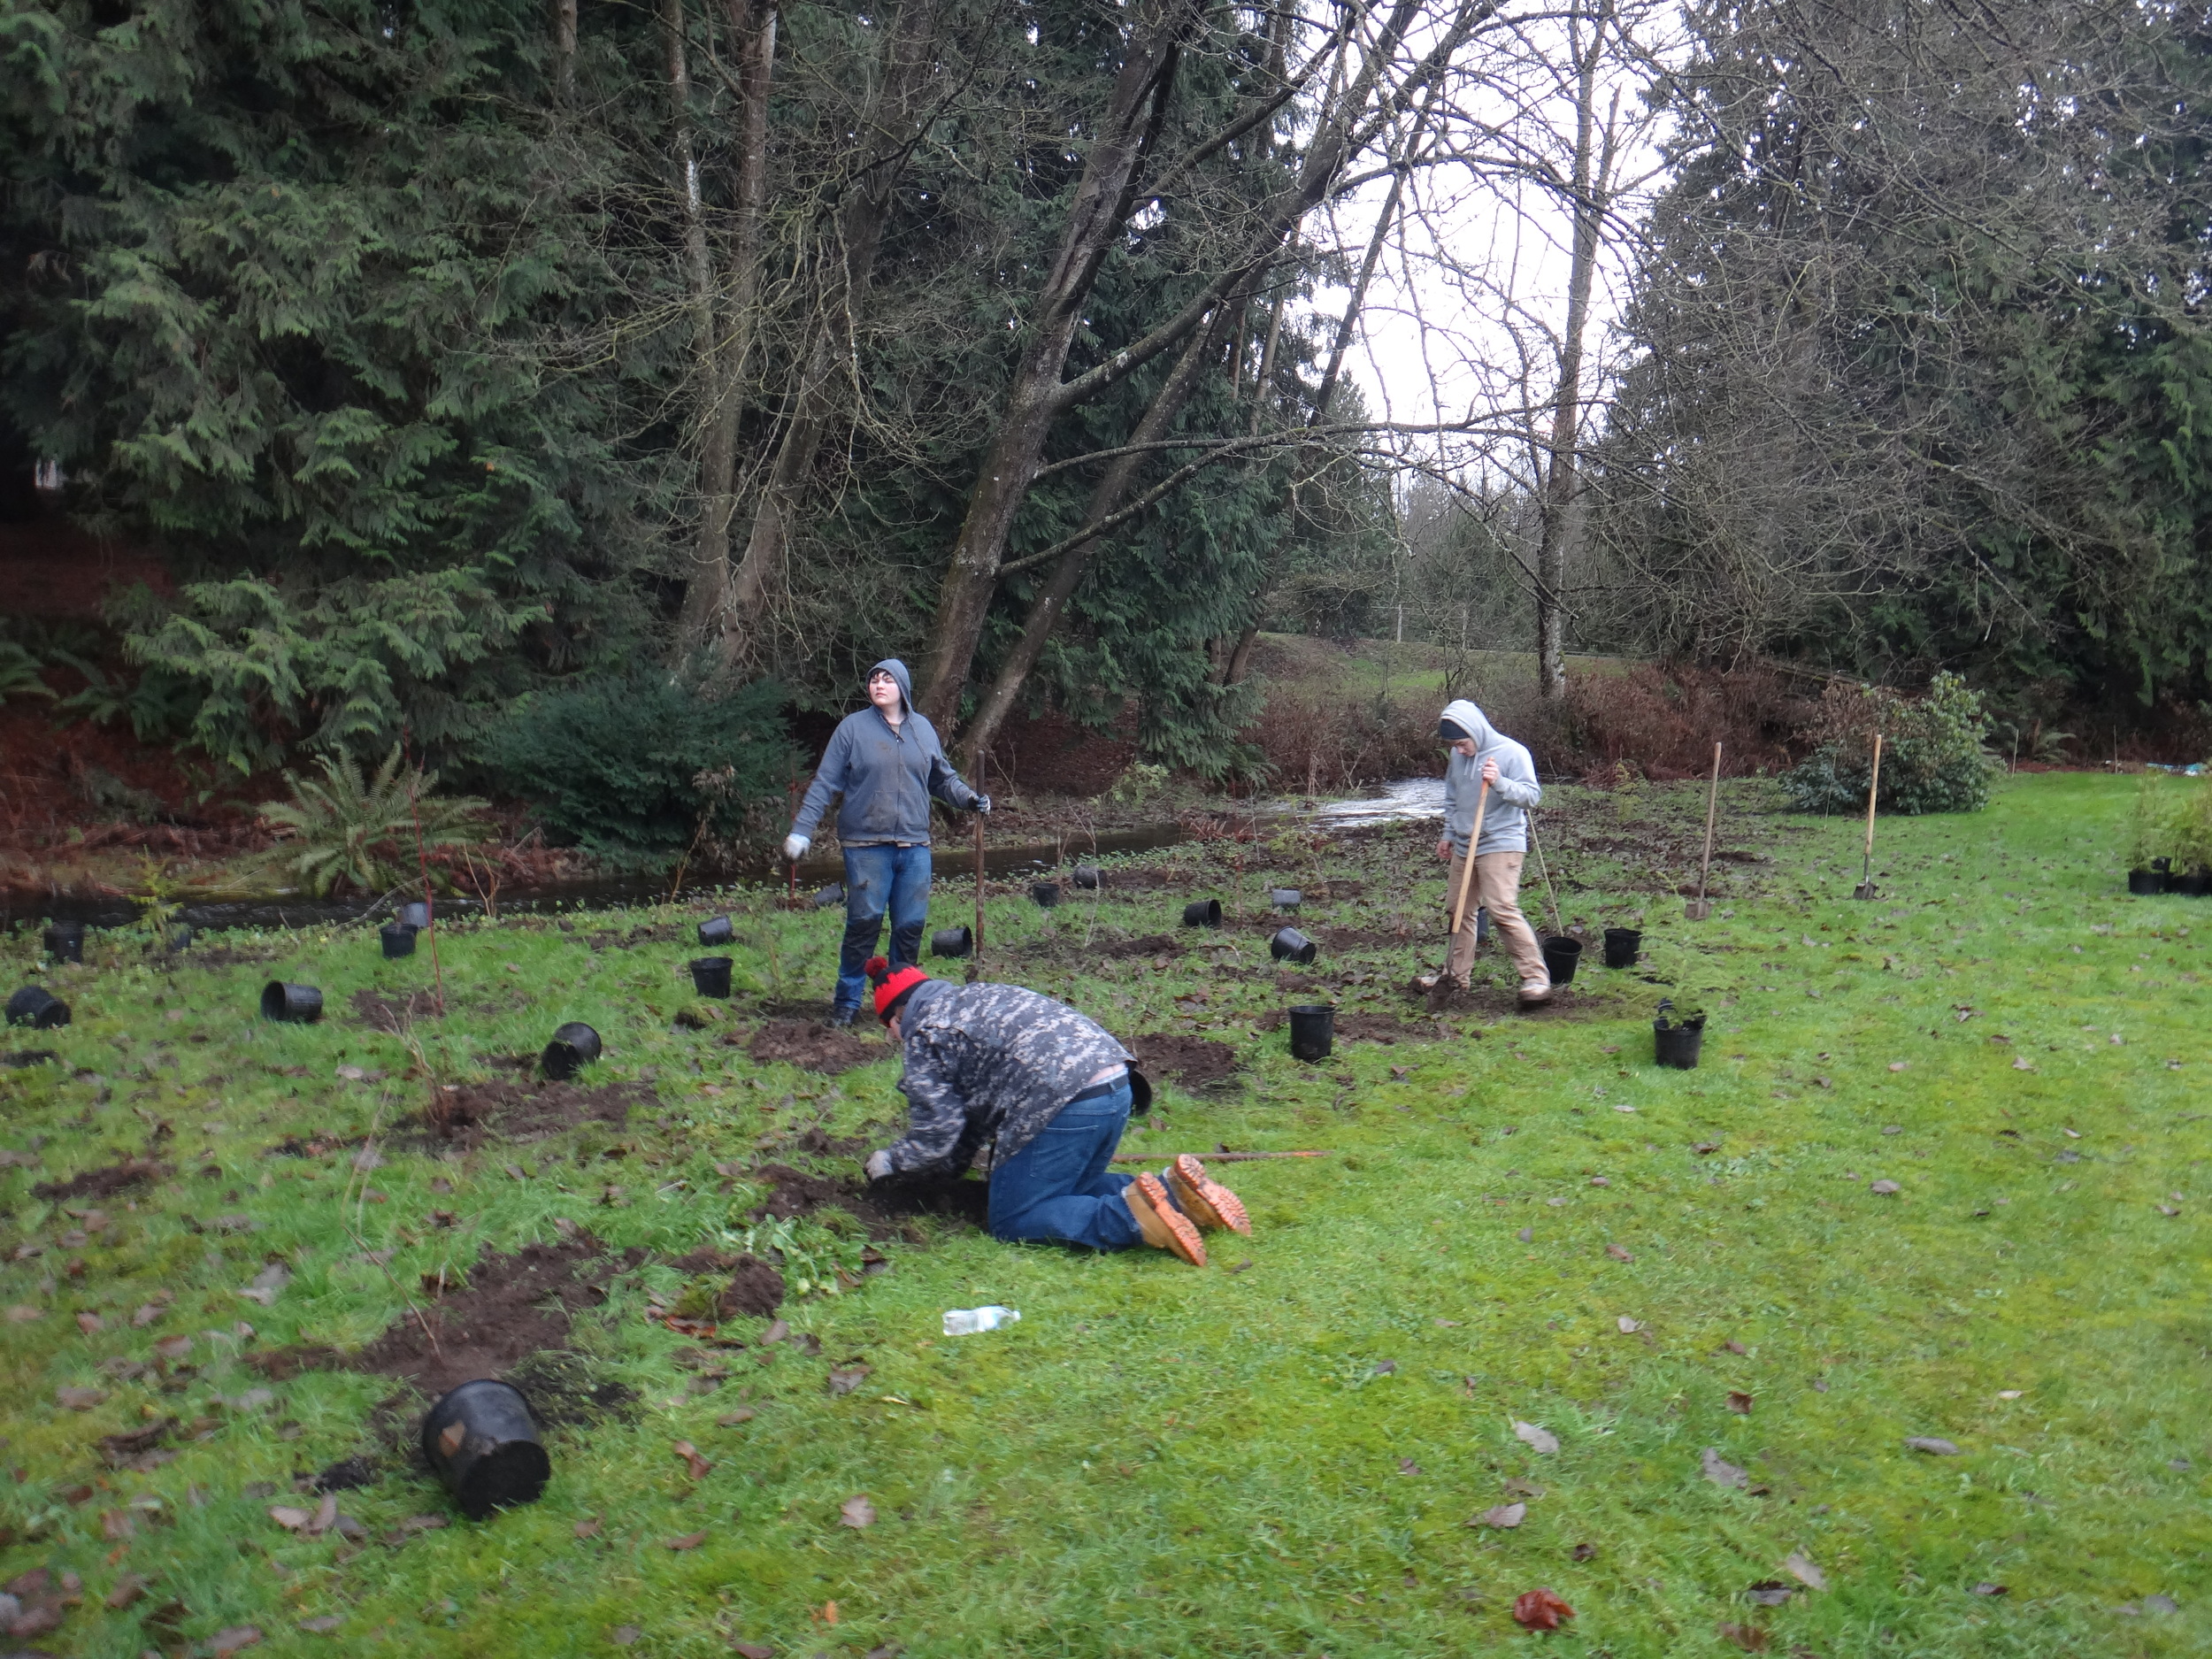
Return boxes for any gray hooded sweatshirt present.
[1439,698,1541,856]
[791,658,982,847]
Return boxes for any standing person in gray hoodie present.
[782,659,988,1025]
[1422,698,1551,1004]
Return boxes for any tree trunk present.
[551,0,577,106]
[1535,0,1615,703]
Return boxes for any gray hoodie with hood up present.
[1439,698,1541,856]
[791,658,982,847]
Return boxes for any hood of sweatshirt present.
[1439,698,1495,749]
[870,657,916,717]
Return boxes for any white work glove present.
[864,1148,894,1182]
[782,833,810,862]
[972,793,992,815]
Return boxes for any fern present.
[258,744,489,896]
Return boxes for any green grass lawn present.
[3,773,2206,1657]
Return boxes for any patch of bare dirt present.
[31,1158,171,1202]
[741,1018,886,1075]
[349,988,444,1029]
[425,1078,648,1148]
[1402,979,1621,1021]
[1318,924,1423,950]
[1097,933,1185,959]
[719,1255,786,1318]
[191,944,279,968]
[748,1162,986,1236]
[1129,1033,1240,1089]
[350,1234,645,1396]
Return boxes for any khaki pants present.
[1445,849,1548,987]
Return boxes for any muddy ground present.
[741,1019,885,1075]
[1127,1033,1240,1089]
[423,1078,648,1149]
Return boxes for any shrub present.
[1562,663,1809,780]
[2128,773,2212,872]
[259,744,490,895]
[480,670,793,869]
[1780,672,1996,815]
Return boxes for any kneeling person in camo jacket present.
[858,956,1248,1267]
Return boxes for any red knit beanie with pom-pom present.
[865,955,930,1024]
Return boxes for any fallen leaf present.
[1888,1061,1907,1072]
[573,1517,602,1539]
[1693,1141,1721,1155]
[1784,1551,1826,1591]
[153,1333,191,1361]
[1870,1179,1901,1195]
[1971,1582,2008,1596]
[5,1303,41,1322]
[717,1408,756,1426]
[1517,1227,1533,1242]
[1717,1620,1770,1651]
[1997,1390,2024,1400]
[818,1601,840,1625]
[1721,1339,1747,1355]
[106,1572,149,1609]
[731,1645,775,1659]
[1476,1502,1526,1528]
[1745,1579,1793,1606]
[839,1495,876,1529]
[2062,1126,2081,1139]
[77,1310,104,1334]
[298,1615,343,1632]
[827,1365,872,1396]
[761,1318,791,1344]
[57,1385,104,1409]
[1905,1436,1962,1455]
[211,1627,264,1655]
[1398,1457,1423,1476]
[1617,1316,1641,1333]
[672,1440,712,1480]
[1571,1542,1596,1562]
[1510,1587,1574,1630]
[1880,1125,1903,1136]
[610,1624,641,1646]
[102,1507,135,1540]
[1727,1391,1754,1416]
[1513,1420,1560,1455]
[1605,1243,1634,1262]
[664,1530,708,1550]
[2143,1593,2178,1614]
[268,1505,313,1531]
[1701,1448,1748,1488]
[1588,1176,1610,1187]
[1502,1477,1545,1498]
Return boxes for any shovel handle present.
[1863,732,1883,858]
[973,811,987,970]
[1694,741,1722,901]
[1448,779,1490,938]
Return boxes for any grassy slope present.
[2,773,2206,1657]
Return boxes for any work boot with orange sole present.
[1125,1172,1206,1266]
[1168,1155,1251,1235]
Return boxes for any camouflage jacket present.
[887,980,1132,1175]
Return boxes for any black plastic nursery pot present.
[1271,887,1302,910]
[1653,1003,1706,1070]
[420,1379,551,1521]
[165,926,195,954]
[1182,899,1223,928]
[42,922,84,964]
[5,987,69,1030]
[697,915,735,947]
[1602,927,1641,969]
[399,901,433,930]
[380,923,419,960]
[2128,868,2169,895]
[931,926,973,959]
[1541,935,1582,986]
[1031,881,1061,909]
[541,1023,601,1081]
[260,981,324,1024]
[1287,1003,1335,1062]
[812,884,845,910]
[1270,927,1319,965]
[690,956,733,997]
[1071,864,1102,889]
[2172,867,2212,897]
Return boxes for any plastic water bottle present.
[941,1305,1019,1336]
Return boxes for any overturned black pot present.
[1181,898,1222,928]
[1540,935,1582,986]
[1653,999,1705,1070]
[2172,866,2212,897]
[260,981,323,1024]
[42,922,84,964]
[420,1379,551,1521]
[1271,887,1302,910]
[398,900,433,930]
[697,915,735,947]
[1270,927,1319,965]
[1602,927,1641,969]
[931,926,972,959]
[1287,1002,1335,1062]
[1071,864,1102,889]
[812,884,845,910]
[690,956,733,998]
[380,922,419,960]
[5,987,70,1030]
[164,926,195,954]
[2128,868,2169,896]
[1031,881,1061,909]
[541,1022,601,1081]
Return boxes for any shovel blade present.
[1683,897,1712,920]
[1853,881,1878,900]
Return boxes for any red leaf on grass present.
[573,1518,603,1540]
[672,1440,712,1480]
[664,1531,708,1550]
[839,1495,876,1529]
[1727,1391,1754,1415]
[1511,1587,1574,1630]
[731,1645,774,1659]
[1717,1621,1770,1651]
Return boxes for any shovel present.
[1854,732,1884,900]
[1428,779,1490,986]
[972,810,988,974]
[1686,741,1722,920]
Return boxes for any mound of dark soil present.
[350,1234,644,1396]
[1129,1033,1240,1089]
[1320,925,1422,951]
[32,1158,171,1202]
[1404,979,1615,1021]
[748,1162,986,1236]
[268,1132,365,1158]
[718,1254,786,1318]
[349,988,444,1029]
[1097,933,1185,960]
[744,1018,885,1075]
[428,1078,647,1148]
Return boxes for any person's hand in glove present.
[782,832,810,863]
[864,1148,895,1182]
[972,793,992,815]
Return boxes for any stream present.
[3,780,1448,933]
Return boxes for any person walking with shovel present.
[782,659,989,1025]
[1420,699,1552,1006]
[858,957,1250,1267]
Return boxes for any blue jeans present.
[835,843,932,1014]
[987,1080,1142,1250]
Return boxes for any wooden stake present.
[1687,741,1722,918]
[1447,779,1491,938]
[973,811,986,971]
[1855,732,1884,898]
